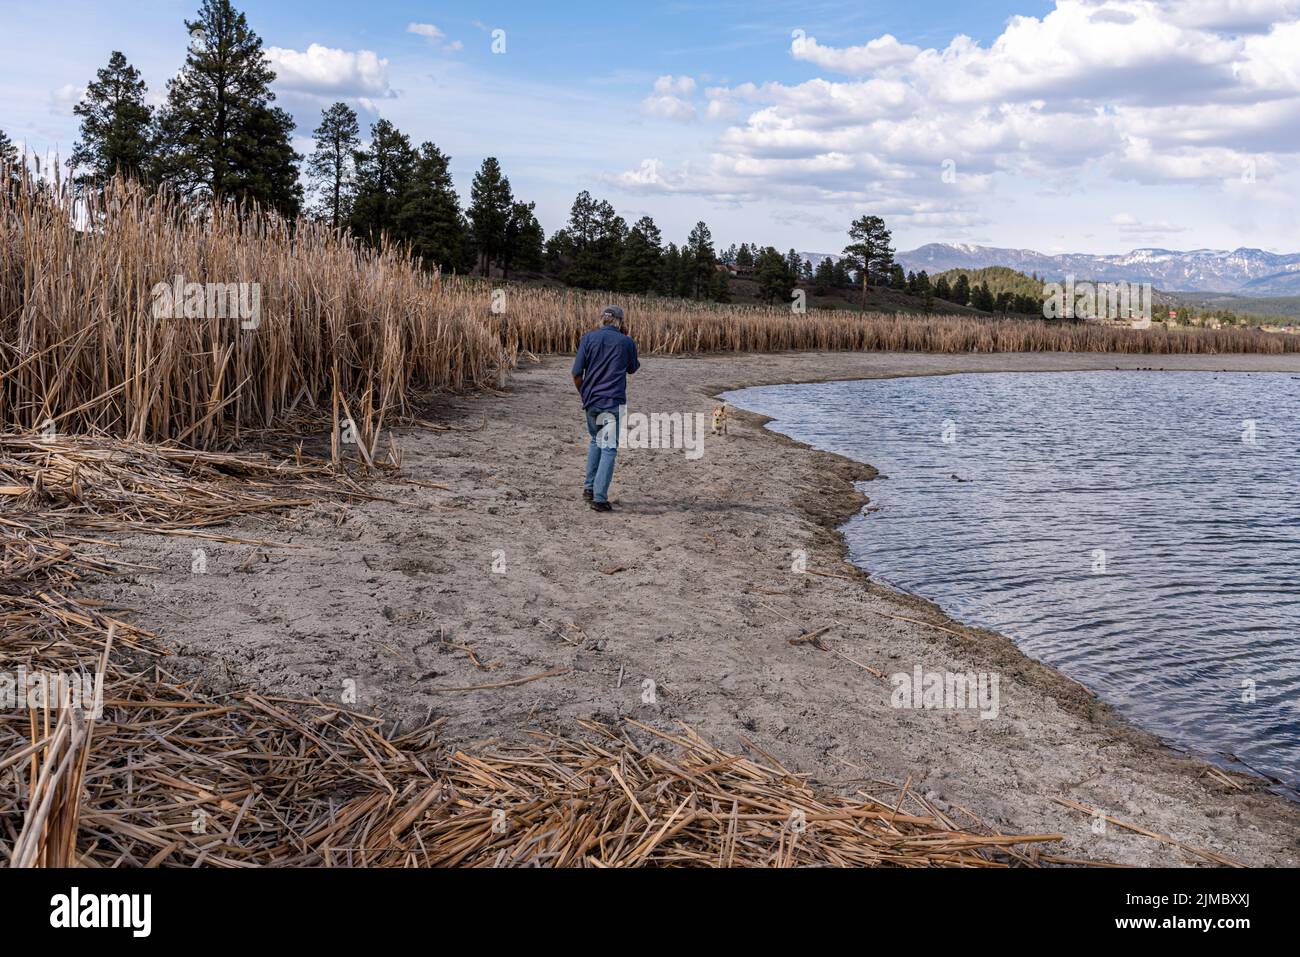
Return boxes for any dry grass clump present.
[0,170,506,451]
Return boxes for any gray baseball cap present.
[601,305,625,323]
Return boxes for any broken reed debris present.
[0,434,1066,867]
[0,433,383,536]
[2,169,1296,453]
[5,662,1067,868]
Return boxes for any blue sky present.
[5,0,1299,256]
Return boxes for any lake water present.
[724,371,1300,791]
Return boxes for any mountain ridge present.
[888,243,1300,295]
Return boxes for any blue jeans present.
[584,405,622,503]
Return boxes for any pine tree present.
[349,119,415,244]
[154,0,302,216]
[754,246,793,304]
[467,157,513,276]
[659,243,683,298]
[592,200,626,290]
[710,267,732,303]
[953,273,971,307]
[735,243,754,270]
[69,51,154,187]
[234,105,301,215]
[307,102,360,229]
[544,228,575,277]
[842,214,895,311]
[398,141,467,271]
[567,194,624,290]
[618,216,664,295]
[813,258,834,296]
[686,221,717,299]
[503,200,544,277]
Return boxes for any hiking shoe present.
[590,501,613,513]
[583,488,594,501]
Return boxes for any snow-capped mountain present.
[891,243,1300,294]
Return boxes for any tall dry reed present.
[2,170,1295,450]
[493,287,1300,358]
[0,172,506,450]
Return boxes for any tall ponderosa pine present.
[843,214,895,311]
[685,221,717,300]
[618,216,663,294]
[467,157,513,276]
[349,119,415,244]
[813,257,835,296]
[561,191,624,290]
[659,243,683,298]
[588,200,626,290]
[754,246,794,304]
[503,200,544,277]
[69,51,154,186]
[307,102,360,229]
[153,0,302,216]
[398,141,469,271]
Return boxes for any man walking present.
[571,305,639,512]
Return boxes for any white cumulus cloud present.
[643,75,699,121]
[615,0,1300,213]
[407,22,463,51]
[266,44,392,99]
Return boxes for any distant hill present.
[895,243,1300,295]
[932,266,1044,299]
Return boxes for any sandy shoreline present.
[89,350,1300,867]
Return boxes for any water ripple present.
[726,371,1300,790]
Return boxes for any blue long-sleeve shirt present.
[572,326,639,409]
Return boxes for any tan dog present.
[711,402,729,435]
